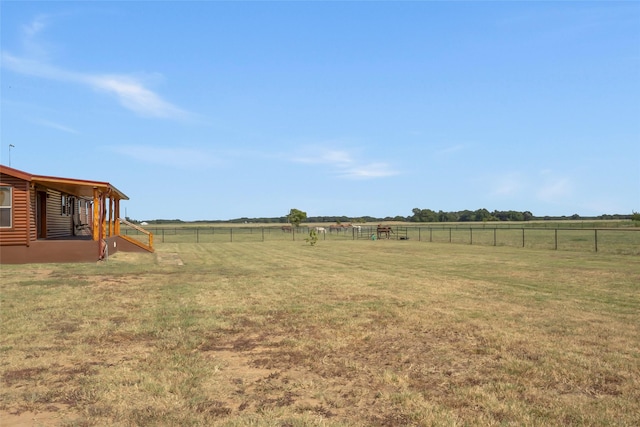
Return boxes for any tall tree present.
[288,208,307,227]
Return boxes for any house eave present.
[31,176,129,200]
[1,165,128,200]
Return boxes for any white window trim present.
[0,186,12,229]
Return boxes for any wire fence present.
[122,225,640,255]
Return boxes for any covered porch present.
[1,165,153,264]
[31,175,128,244]
[33,174,153,253]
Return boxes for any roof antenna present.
[9,144,15,167]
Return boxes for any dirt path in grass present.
[0,406,75,426]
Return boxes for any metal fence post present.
[595,229,598,252]
[522,228,525,248]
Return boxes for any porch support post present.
[109,196,114,237]
[92,188,100,241]
[101,194,107,241]
[115,198,121,235]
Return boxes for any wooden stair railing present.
[118,218,154,252]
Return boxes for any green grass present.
[1,240,639,426]
[122,221,640,254]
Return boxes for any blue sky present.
[1,1,639,221]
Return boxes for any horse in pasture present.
[329,223,352,233]
[329,225,342,233]
[314,227,326,234]
[282,225,293,233]
[377,225,394,239]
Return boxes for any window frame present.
[0,185,13,229]
[61,194,70,216]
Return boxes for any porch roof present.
[1,165,129,200]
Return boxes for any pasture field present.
[1,240,639,426]
[127,221,640,255]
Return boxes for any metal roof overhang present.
[31,175,129,200]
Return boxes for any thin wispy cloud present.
[534,169,574,204]
[489,172,524,196]
[20,14,54,60]
[338,162,398,179]
[487,169,574,204]
[537,177,573,203]
[291,148,353,165]
[434,144,466,156]
[32,119,79,134]
[109,145,220,169]
[290,145,398,180]
[2,15,191,120]
[23,14,48,38]
[88,74,189,119]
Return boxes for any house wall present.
[1,175,80,245]
[0,172,30,246]
[39,188,74,239]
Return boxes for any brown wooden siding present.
[0,173,29,246]
[43,189,73,239]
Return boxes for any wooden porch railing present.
[118,218,154,252]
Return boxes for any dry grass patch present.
[1,242,639,426]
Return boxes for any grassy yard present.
[1,240,639,426]
[126,222,640,255]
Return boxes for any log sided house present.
[0,165,153,264]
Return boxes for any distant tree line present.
[409,208,534,222]
[139,211,635,224]
[224,215,385,224]
[144,219,186,224]
[408,209,635,223]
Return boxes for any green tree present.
[288,208,307,227]
[459,210,474,222]
[423,209,438,222]
[473,208,492,222]
[410,208,438,222]
[411,208,423,222]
